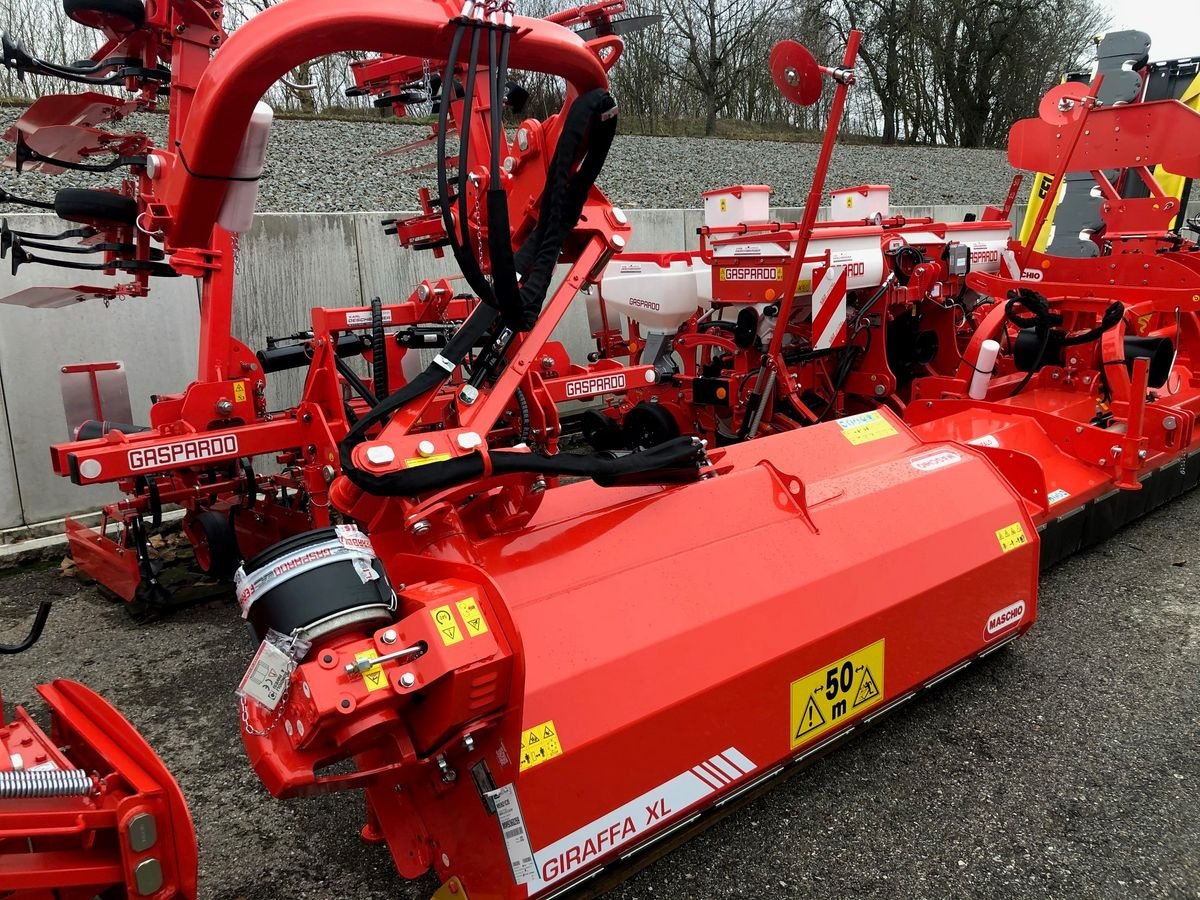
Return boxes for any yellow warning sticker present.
[519,719,564,772]
[430,604,464,646]
[995,522,1028,553]
[836,411,898,445]
[405,452,452,468]
[455,596,489,637]
[789,640,885,749]
[355,649,387,692]
[233,381,247,403]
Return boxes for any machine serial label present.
[995,522,1028,553]
[127,434,239,471]
[529,747,757,889]
[564,373,626,398]
[718,266,783,281]
[789,640,885,749]
[519,719,563,772]
[487,783,538,885]
[836,411,898,446]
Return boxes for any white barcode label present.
[486,783,537,885]
[237,639,293,711]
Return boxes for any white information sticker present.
[237,639,293,711]
[486,783,538,886]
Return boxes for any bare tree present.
[664,0,777,135]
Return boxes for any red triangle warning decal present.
[794,695,826,740]
[853,666,879,707]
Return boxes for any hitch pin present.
[344,641,426,675]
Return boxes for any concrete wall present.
[1,202,1197,529]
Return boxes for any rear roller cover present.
[53,188,138,227]
[63,0,146,32]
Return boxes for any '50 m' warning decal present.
[789,640,885,748]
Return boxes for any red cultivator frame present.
[0,606,196,898]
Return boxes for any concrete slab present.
[231,213,363,411]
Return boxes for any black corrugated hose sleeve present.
[512,89,618,329]
[344,436,705,497]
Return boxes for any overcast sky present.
[1100,0,1200,61]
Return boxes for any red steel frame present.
[0,681,196,898]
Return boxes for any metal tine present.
[0,217,98,242]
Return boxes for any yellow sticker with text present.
[405,452,451,468]
[790,640,885,749]
[519,719,563,772]
[355,649,387,692]
[836,411,898,446]
[995,522,1028,553]
[455,596,489,637]
[430,604,464,646]
[233,381,247,403]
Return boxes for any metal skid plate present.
[60,361,133,439]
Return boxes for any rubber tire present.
[53,188,138,227]
[63,0,145,32]
[187,510,240,579]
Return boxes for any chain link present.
[240,680,292,737]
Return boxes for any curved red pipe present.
[162,0,609,248]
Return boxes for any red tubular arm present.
[160,0,609,249]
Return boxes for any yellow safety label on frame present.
[837,411,898,446]
[995,522,1028,553]
[790,640,885,749]
[355,649,387,692]
[456,597,489,637]
[405,452,452,468]
[519,719,563,772]
[233,381,247,403]
[430,604,464,646]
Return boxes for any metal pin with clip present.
[344,641,427,675]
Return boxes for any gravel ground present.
[1,489,1197,899]
[0,111,1015,212]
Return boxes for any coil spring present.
[0,767,93,799]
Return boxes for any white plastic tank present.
[217,102,274,234]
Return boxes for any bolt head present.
[1164,416,1178,431]
[215,398,234,416]
[400,672,416,688]
[382,629,398,644]
[417,439,437,457]
[459,384,479,405]
[410,519,431,536]
[417,283,432,301]
[530,477,547,494]
[516,128,529,151]
[457,431,483,450]
[365,444,396,466]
